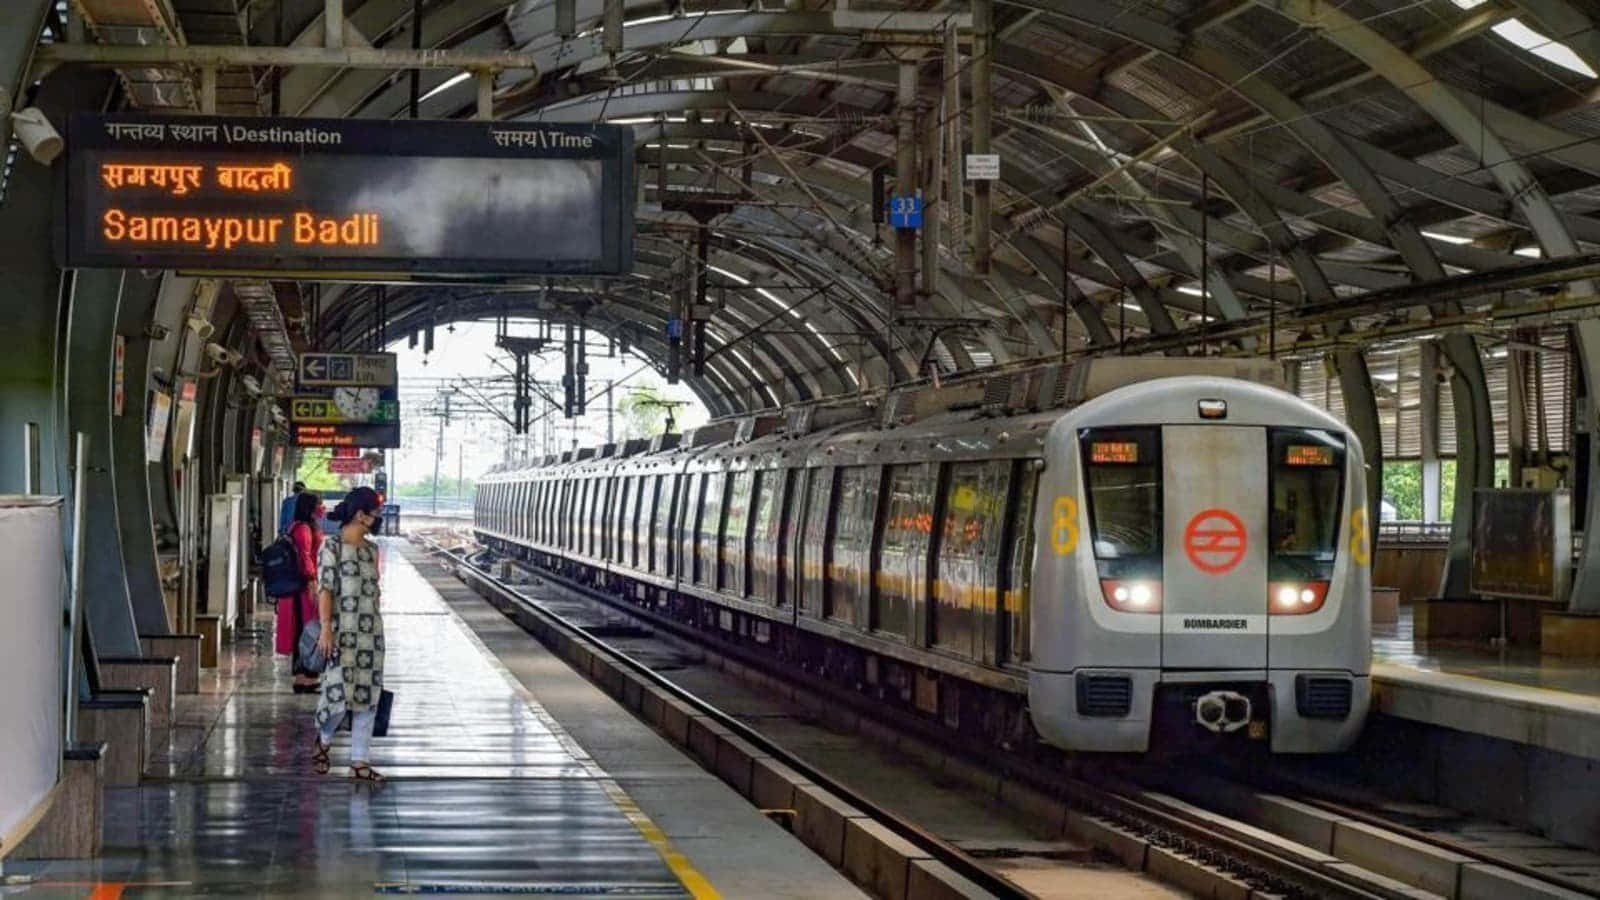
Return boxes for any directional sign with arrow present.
[298,352,397,388]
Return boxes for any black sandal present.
[311,740,331,775]
[349,763,385,784]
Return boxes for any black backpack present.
[262,533,307,597]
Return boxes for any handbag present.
[297,620,330,674]
[373,689,395,737]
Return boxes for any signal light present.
[1101,579,1161,613]
[1198,399,1228,419]
[1269,581,1328,615]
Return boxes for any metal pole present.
[432,400,443,515]
[942,24,962,255]
[200,66,217,114]
[457,443,463,506]
[324,0,343,49]
[1200,172,1209,356]
[895,61,917,312]
[23,422,40,494]
[606,379,615,444]
[971,0,993,274]
[65,433,89,744]
[475,69,493,120]
[409,0,422,119]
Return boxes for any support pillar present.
[324,0,343,49]
[1420,341,1442,524]
[1438,333,1495,599]
[895,62,918,312]
[1334,349,1383,542]
[475,70,493,120]
[1567,319,1600,613]
[1508,340,1528,488]
[970,0,992,274]
[67,269,142,656]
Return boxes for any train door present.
[1160,426,1268,670]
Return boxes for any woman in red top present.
[277,491,324,692]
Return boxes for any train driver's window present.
[1080,428,1162,561]
[1269,429,1345,573]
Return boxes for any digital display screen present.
[1285,445,1335,466]
[62,114,635,277]
[1091,442,1140,464]
[292,423,400,449]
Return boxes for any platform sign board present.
[888,195,923,229]
[291,422,400,449]
[290,387,399,424]
[1470,488,1572,604]
[60,113,635,278]
[327,457,371,475]
[298,352,396,388]
[965,153,1000,181]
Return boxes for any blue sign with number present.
[888,194,923,230]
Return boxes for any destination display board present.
[60,113,635,277]
[292,423,400,449]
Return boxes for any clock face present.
[334,386,380,420]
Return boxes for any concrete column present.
[476,70,493,120]
[1566,319,1600,612]
[113,273,172,632]
[970,0,992,274]
[1420,341,1442,523]
[65,270,142,656]
[920,68,942,301]
[324,0,343,49]
[942,24,962,259]
[895,62,918,311]
[1438,333,1495,599]
[1334,349,1383,541]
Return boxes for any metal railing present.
[1377,521,1453,543]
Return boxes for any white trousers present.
[320,708,377,762]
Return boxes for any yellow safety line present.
[402,547,722,899]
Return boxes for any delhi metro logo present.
[1183,509,1247,575]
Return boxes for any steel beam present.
[33,41,542,76]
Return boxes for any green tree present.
[1383,462,1422,521]
[295,448,345,492]
[617,385,671,439]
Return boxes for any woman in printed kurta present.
[310,486,386,782]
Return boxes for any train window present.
[1079,428,1161,561]
[653,474,673,574]
[678,473,698,581]
[630,477,645,567]
[614,476,631,564]
[827,466,878,626]
[876,463,934,637]
[579,479,593,554]
[799,468,832,616]
[750,469,784,604]
[934,461,1008,657]
[1269,429,1345,573]
[1001,463,1039,666]
[695,472,722,586]
[721,471,753,593]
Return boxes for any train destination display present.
[61,114,635,277]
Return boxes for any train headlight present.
[1269,581,1329,615]
[1101,579,1161,613]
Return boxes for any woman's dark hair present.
[330,486,382,526]
[293,491,320,525]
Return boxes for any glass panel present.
[653,474,673,574]
[616,476,632,564]
[934,461,1008,656]
[1270,429,1346,576]
[1003,463,1039,665]
[678,473,698,580]
[722,471,753,593]
[749,470,782,603]
[1081,429,1161,560]
[827,466,879,625]
[695,473,722,585]
[876,463,934,637]
[800,469,831,615]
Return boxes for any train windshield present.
[1269,428,1346,574]
[1080,428,1161,560]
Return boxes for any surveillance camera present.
[240,374,262,396]
[205,342,242,366]
[10,108,61,165]
[186,316,215,339]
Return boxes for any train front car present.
[1028,376,1371,754]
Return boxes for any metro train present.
[475,359,1371,754]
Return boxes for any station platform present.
[8,538,863,898]
[1370,608,1600,764]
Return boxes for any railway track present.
[415,530,1443,900]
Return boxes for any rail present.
[416,536,1036,900]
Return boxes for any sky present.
[384,319,709,487]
